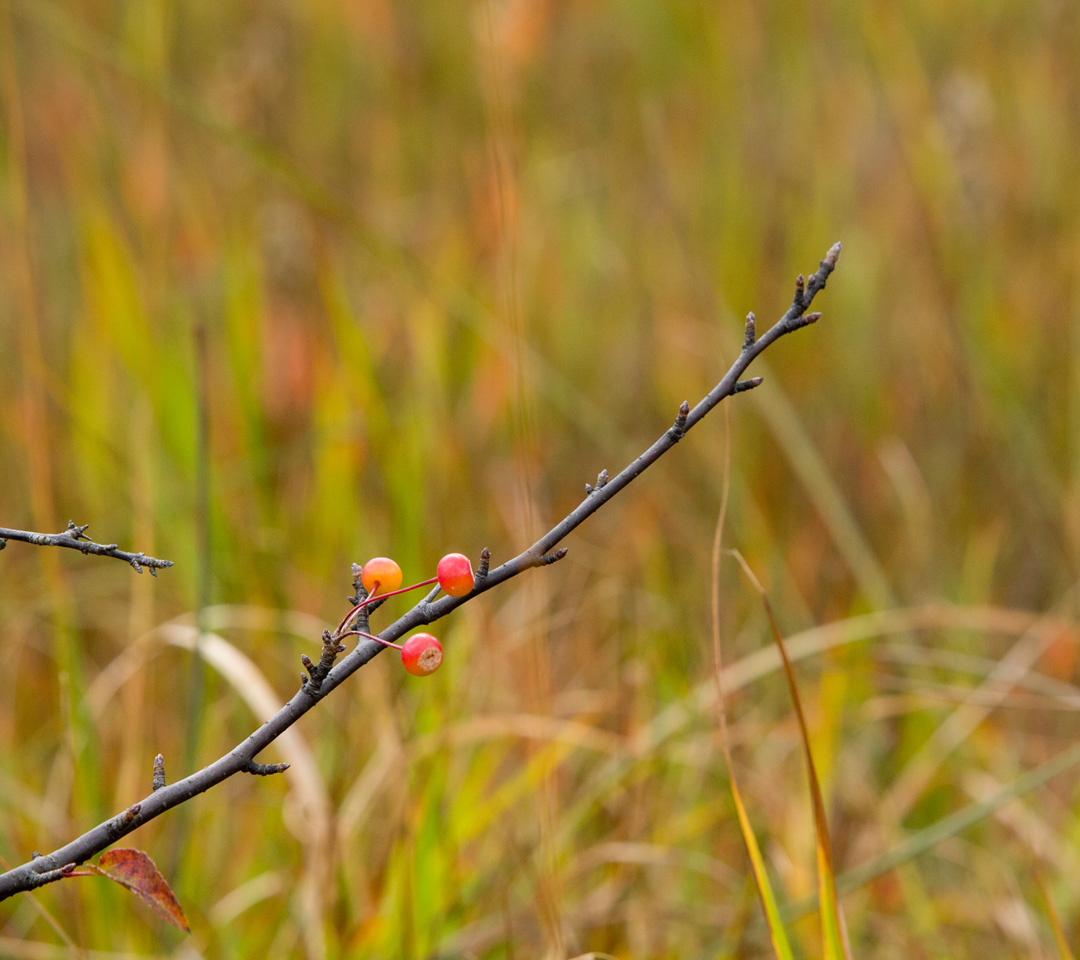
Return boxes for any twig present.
[0,243,841,901]
[152,755,166,792]
[0,521,173,575]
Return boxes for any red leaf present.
[92,849,190,933]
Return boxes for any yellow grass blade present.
[729,550,852,960]
[722,752,796,960]
[710,409,795,960]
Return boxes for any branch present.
[0,243,840,901]
[0,521,173,575]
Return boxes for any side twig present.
[0,521,173,574]
[0,243,840,901]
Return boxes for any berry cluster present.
[334,552,477,676]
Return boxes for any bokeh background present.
[2,1,1079,957]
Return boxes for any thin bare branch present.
[0,243,841,901]
[0,521,173,574]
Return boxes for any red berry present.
[401,633,443,676]
[437,553,474,597]
[361,557,402,594]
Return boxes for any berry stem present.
[335,577,439,635]
[339,629,403,651]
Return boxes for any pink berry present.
[437,553,474,598]
[401,633,443,676]
[361,557,402,594]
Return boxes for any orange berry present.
[361,557,402,595]
[401,633,443,676]
[436,553,474,597]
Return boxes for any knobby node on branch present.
[0,242,841,907]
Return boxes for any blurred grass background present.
[1,0,1079,956]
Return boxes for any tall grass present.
[2,0,1079,956]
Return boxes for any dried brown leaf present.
[92,849,190,933]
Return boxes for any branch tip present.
[540,548,569,566]
[301,629,346,688]
[788,311,822,332]
[734,377,764,393]
[242,760,290,777]
[67,521,90,540]
[26,863,77,889]
[825,241,842,265]
[744,312,756,348]
[792,273,808,311]
[347,562,368,605]
[477,548,490,579]
[669,401,690,439]
[152,755,166,792]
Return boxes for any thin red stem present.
[335,576,439,635]
[339,630,403,651]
